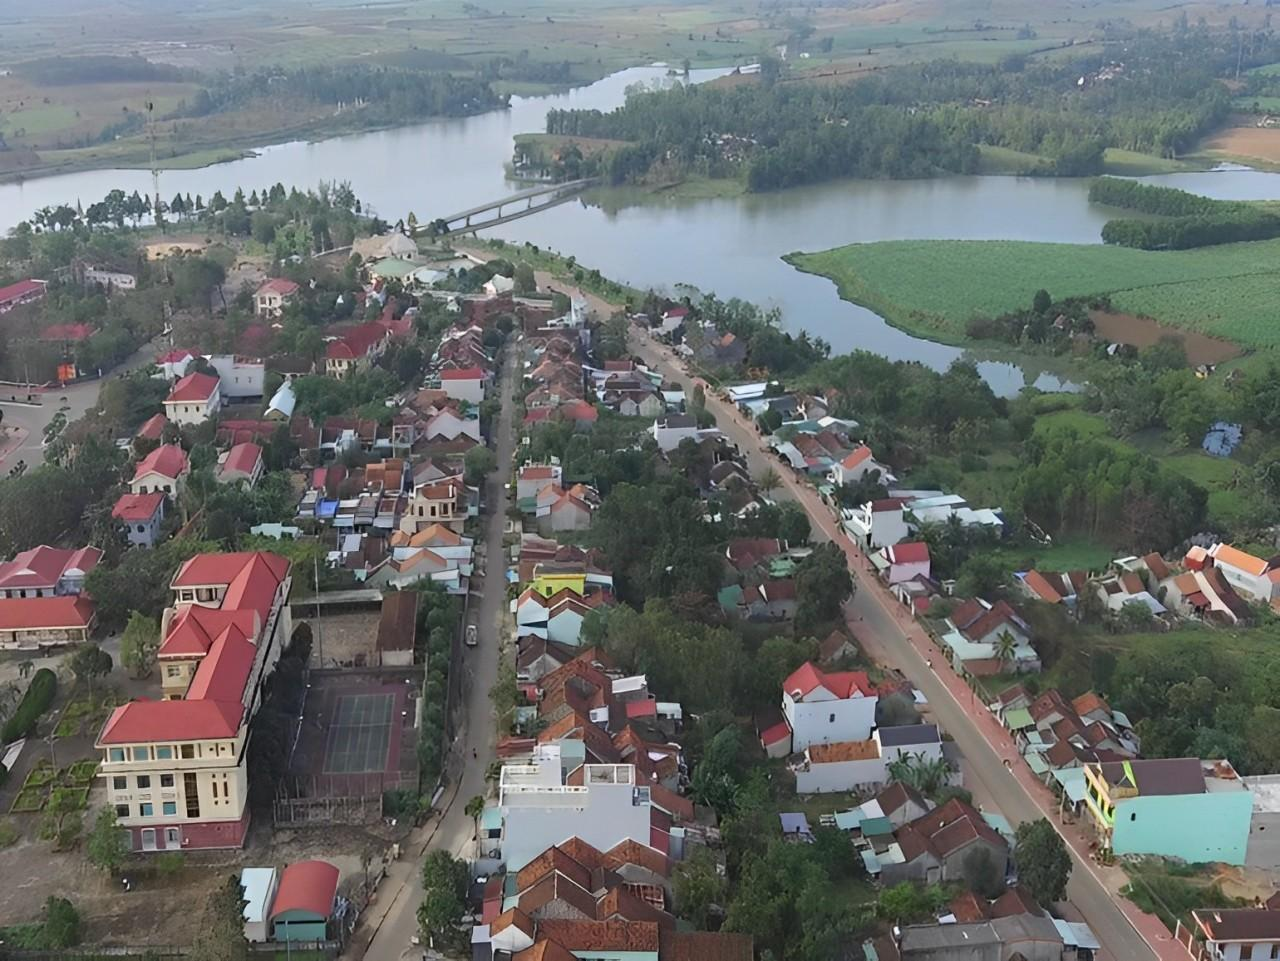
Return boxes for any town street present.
[355,340,520,961]
[621,326,1179,961]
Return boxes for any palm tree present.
[464,794,486,839]
[994,630,1018,667]
[887,752,951,796]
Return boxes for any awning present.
[1053,919,1101,950]
[1052,766,1089,804]
[1025,752,1050,776]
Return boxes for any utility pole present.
[146,100,161,233]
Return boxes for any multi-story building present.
[496,744,668,872]
[782,661,878,753]
[1183,908,1280,961]
[163,371,222,426]
[1082,757,1253,865]
[95,552,292,852]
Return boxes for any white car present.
[465,624,478,647]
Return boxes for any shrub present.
[1,669,57,743]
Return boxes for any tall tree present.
[795,542,854,631]
[86,807,129,874]
[68,644,113,697]
[418,851,468,950]
[1014,818,1071,906]
[119,612,160,679]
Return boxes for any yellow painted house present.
[532,563,586,599]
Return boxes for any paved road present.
[623,328,1179,961]
[0,335,164,471]
[357,339,520,961]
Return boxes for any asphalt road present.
[627,328,1163,961]
[0,335,163,471]
[359,339,519,961]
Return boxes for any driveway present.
[624,326,1182,961]
[355,338,520,961]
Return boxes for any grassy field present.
[785,237,1280,350]
[975,145,1204,176]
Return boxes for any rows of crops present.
[786,238,1280,347]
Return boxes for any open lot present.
[1201,123,1280,166]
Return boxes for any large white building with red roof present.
[112,492,167,547]
[163,370,222,425]
[95,551,292,852]
[440,365,488,404]
[0,545,101,598]
[323,321,390,380]
[781,661,878,752]
[254,278,299,318]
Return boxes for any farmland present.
[785,237,1280,350]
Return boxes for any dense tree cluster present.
[1012,423,1206,550]
[1092,178,1280,249]
[542,29,1255,190]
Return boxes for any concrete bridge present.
[419,178,599,237]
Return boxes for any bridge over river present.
[417,178,599,238]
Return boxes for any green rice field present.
[785,238,1280,349]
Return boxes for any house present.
[876,782,933,828]
[794,725,942,795]
[782,662,878,752]
[440,366,487,403]
[0,595,97,649]
[112,492,167,548]
[484,273,515,297]
[1185,907,1280,961]
[375,525,475,594]
[881,542,931,585]
[940,599,1040,676]
[155,348,199,381]
[881,798,1009,886]
[650,415,703,453]
[205,355,265,400]
[265,381,296,421]
[131,444,190,497]
[135,413,169,445]
[1019,569,1086,606]
[271,860,339,942]
[695,329,747,369]
[536,484,601,534]
[421,407,481,445]
[0,545,102,598]
[1164,568,1251,624]
[400,478,473,535]
[80,264,137,292]
[1207,543,1280,605]
[240,867,279,943]
[818,628,858,665]
[741,579,798,621]
[518,464,563,506]
[1082,758,1253,864]
[899,914,1067,961]
[516,588,614,647]
[96,551,292,851]
[216,442,264,488]
[493,743,672,872]
[0,278,46,314]
[254,278,299,318]
[352,231,419,262]
[325,321,390,379]
[843,499,911,550]
[163,371,222,426]
[657,305,689,335]
[40,323,95,345]
[830,444,891,488]
[608,389,665,419]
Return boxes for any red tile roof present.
[659,930,753,961]
[257,278,299,297]
[270,860,339,920]
[886,541,929,565]
[112,492,166,522]
[40,323,94,342]
[536,919,659,952]
[1022,569,1063,604]
[0,545,102,590]
[172,550,289,589]
[166,371,220,403]
[135,413,169,441]
[219,442,262,478]
[782,661,875,700]
[950,890,991,923]
[0,595,95,631]
[159,606,259,658]
[183,627,255,702]
[0,279,45,304]
[133,444,188,481]
[840,445,873,469]
[325,321,387,360]
[759,719,791,747]
[99,697,243,743]
[440,366,485,380]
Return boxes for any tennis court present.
[323,693,395,774]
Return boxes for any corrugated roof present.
[270,860,339,920]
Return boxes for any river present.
[2,66,1280,394]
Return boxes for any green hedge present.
[1,669,58,743]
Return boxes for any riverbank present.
[785,237,1280,357]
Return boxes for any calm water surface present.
[3,69,1280,394]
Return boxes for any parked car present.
[465,624,478,647]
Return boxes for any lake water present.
[3,67,1280,394]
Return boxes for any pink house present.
[881,541,930,585]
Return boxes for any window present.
[109,748,125,762]
[1240,946,1253,961]
[113,777,127,791]
[829,713,836,723]
[211,779,220,799]
[140,803,154,817]
[137,525,145,534]
[180,744,196,759]
[115,804,130,818]
[166,665,182,677]
[1130,812,1136,821]
[155,746,172,760]
[162,802,177,816]
[137,775,151,789]
[160,774,174,788]
[184,773,200,818]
